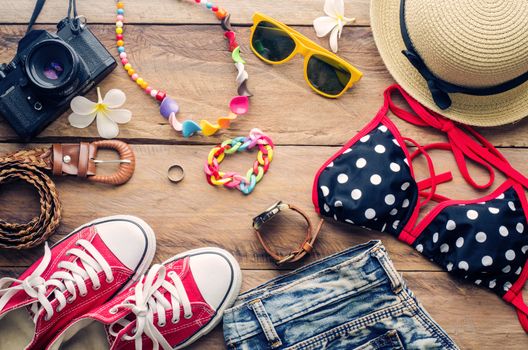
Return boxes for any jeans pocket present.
[352,330,405,350]
[288,328,405,350]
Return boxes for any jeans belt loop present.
[372,245,404,294]
[248,299,283,349]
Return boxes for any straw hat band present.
[371,0,528,126]
[400,0,528,109]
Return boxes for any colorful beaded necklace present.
[114,1,252,138]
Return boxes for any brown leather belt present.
[253,201,324,265]
[0,140,135,250]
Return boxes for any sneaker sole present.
[162,247,242,350]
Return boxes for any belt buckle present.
[276,253,296,265]
[88,140,136,185]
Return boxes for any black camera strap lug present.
[28,0,83,34]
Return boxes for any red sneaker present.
[0,215,156,350]
[48,247,242,350]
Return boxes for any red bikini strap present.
[400,136,439,230]
[383,84,528,189]
[417,172,452,202]
[410,142,496,190]
[504,259,528,333]
[411,143,454,202]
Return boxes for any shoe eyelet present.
[44,315,51,321]
[93,285,101,291]
[171,318,179,324]
[184,313,193,320]
[106,277,114,283]
[80,292,88,297]
[168,271,175,277]
[158,322,166,327]
[67,297,75,304]
[109,308,118,315]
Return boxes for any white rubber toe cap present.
[94,216,156,272]
[189,249,240,311]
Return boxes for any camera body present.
[0,18,116,139]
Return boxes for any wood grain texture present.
[0,1,527,348]
[0,25,527,146]
[0,0,371,26]
[0,144,526,271]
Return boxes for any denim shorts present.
[223,240,459,350]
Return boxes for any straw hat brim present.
[370,0,528,127]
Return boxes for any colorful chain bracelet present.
[204,129,274,195]
[114,1,252,137]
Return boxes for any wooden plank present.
[0,4,526,350]
[0,25,527,146]
[0,268,525,349]
[0,0,371,26]
[0,144,526,270]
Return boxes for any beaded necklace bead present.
[114,0,252,137]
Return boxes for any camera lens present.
[43,61,64,80]
[25,40,79,93]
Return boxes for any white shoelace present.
[0,240,113,323]
[109,264,193,350]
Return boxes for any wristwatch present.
[252,201,323,265]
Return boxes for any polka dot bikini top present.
[313,84,528,332]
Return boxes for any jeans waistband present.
[223,240,406,346]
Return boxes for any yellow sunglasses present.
[250,12,363,98]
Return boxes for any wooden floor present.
[1,1,527,349]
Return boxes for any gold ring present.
[167,164,185,183]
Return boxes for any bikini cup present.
[312,84,528,332]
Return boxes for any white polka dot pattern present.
[412,187,528,297]
[316,122,417,236]
[482,256,493,266]
[385,194,396,205]
[365,209,376,219]
[314,121,528,299]
[375,145,386,154]
[370,174,382,185]
[356,158,367,168]
[337,174,348,184]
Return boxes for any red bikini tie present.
[383,84,528,190]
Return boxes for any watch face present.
[265,200,283,212]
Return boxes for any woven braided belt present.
[0,140,135,250]
[0,147,61,249]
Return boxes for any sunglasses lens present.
[252,21,296,62]
[307,54,352,96]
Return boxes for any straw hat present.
[371,0,528,127]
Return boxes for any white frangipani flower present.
[68,87,132,139]
[313,0,355,53]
